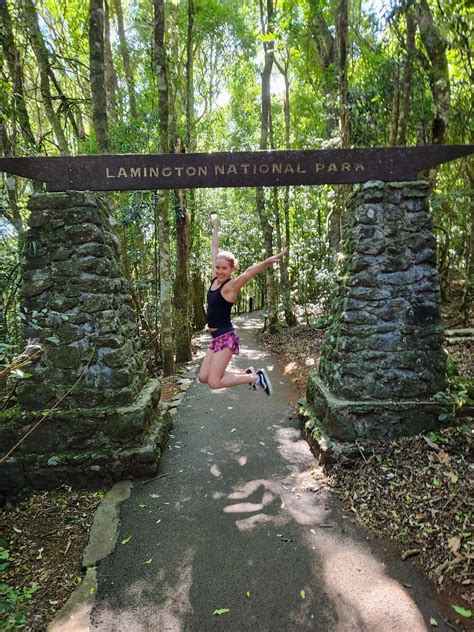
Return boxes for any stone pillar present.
[307,181,447,442]
[0,192,170,493]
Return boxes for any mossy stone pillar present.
[307,181,447,441]
[0,191,170,494]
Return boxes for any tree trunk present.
[462,164,474,324]
[390,64,400,146]
[114,0,137,118]
[154,0,175,375]
[171,0,196,362]
[257,0,279,333]
[413,0,450,145]
[307,5,338,137]
[104,0,117,120]
[0,122,23,234]
[174,183,192,363]
[0,1,37,153]
[273,51,297,327]
[89,0,110,152]
[337,0,351,149]
[192,270,207,331]
[329,0,351,252]
[397,8,415,145]
[22,0,70,154]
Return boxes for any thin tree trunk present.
[89,0,110,152]
[413,0,450,145]
[462,165,474,324]
[114,0,137,118]
[274,52,297,327]
[22,0,70,154]
[154,0,174,375]
[174,182,192,363]
[390,64,400,146]
[192,271,206,330]
[257,0,278,333]
[172,0,196,361]
[0,122,23,234]
[329,0,351,252]
[104,0,117,120]
[397,8,415,145]
[307,6,338,137]
[0,1,37,153]
[337,0,351,149]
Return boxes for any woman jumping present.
[198,214,287,396]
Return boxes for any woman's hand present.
[210,213,220,230]
[268,247,288,265]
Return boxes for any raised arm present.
[223,248,288,300]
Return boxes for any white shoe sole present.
[257,369,273,396]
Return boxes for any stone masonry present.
[307,181,448,441]
[0,191,170,494]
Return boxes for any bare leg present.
[207,348,256,390]
[200,349,255,385]
[198,348,214,383]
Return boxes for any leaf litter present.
[0,486,101,630]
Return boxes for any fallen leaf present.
[300,590,306,599]
[423,436,439,450]
[447,471,458,484]
[429,617,438,627]
[246,592,251,598]
[451,605,471,618]
[448,536,461,554]
[138,504,147,509]
[231,428,236,433]
[121,536,132,545]
[437,450,450,465]
[144,558,153,564]
[213,608,230,616]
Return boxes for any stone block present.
[101,340,134,368]
[0,459,25,495]
[28,191,98,211]
[67,223,105,245]
[62,206,102,226]
[21,270,53,298]
[306,374,456,442]
[80,293,114,312]
[28,209,51,228]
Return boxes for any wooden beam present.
[0,146,472,191]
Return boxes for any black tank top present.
[206,278,234,328]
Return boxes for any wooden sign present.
[0,146,472,192]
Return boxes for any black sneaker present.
[256,369,273,396]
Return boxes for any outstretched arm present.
[224,248,288,299]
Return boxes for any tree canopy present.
[0,0,472,368]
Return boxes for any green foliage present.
[0,547,39,630]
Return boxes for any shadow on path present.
[91,315,452,631]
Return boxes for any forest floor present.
[0,310,472,630]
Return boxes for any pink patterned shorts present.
[209,330,240,355]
